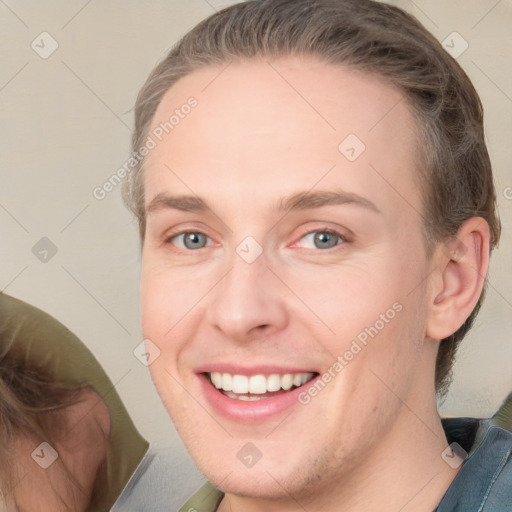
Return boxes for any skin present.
[140,56,490,511]
[3,389,110,512]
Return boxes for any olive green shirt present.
[179,482,224,512]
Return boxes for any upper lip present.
[195,364,318,376]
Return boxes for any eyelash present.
[295,228,348,249]
[163,228,348,251]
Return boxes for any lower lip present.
[197,373,318,424]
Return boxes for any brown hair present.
[0,337,90,510]
[122,0,501,395]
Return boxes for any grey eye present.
[176,232,209,250]
[300,231,343,249]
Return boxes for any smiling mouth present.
[206,371,317,401]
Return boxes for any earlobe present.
[426,217,490,340]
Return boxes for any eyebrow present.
[277,189,381,214]
[146,189,381,215]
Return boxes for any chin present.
[189,434,325,501]
[207,466,305,500]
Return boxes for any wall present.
[1,1,511,509]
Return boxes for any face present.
[141,56,437,501]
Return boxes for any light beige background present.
[1,0,511,507]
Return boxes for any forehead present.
[144,56,422,224]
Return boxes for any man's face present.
[141,57,437,499]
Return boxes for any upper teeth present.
[209,372,314,394]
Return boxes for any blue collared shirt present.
[435,426,512,511]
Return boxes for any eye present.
[297,229,346,250]
[167,231,212,250]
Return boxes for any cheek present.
[286,259,400,342]
[300,252,427,384]
[140,272,168,338]
[140,259,216,391]
[140,258,207,340]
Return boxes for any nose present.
[206,250,289,343]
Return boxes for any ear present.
[426,217,491,341]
